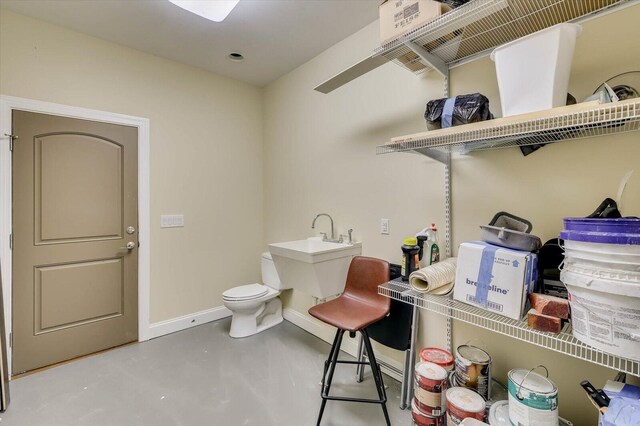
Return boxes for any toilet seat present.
[223,283,269,301]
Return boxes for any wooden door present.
[11,111,138,374]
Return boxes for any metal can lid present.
[446,387,485,412]
[508,369,557,394]
[420,347,454,367]
[457,345,491,364]
[415,361,448,381]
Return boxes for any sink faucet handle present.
[338,229,354,245]
[319,232,328,241]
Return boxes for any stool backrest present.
[343,256,390,311]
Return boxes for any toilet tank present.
[262,252,289,290]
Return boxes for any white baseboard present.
[283,308,404,383]
[148,306,232,339]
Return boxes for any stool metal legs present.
[355,306,419,410]
[316,328,390,426]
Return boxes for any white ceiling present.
[0,0,380,87]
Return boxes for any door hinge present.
[9,333,12,348]
[9,233,12,250]
[4,134,18,152]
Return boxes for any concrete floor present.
[0,318,411,425]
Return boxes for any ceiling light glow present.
[168,0,239,22]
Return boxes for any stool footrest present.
[331,359,374,366]
[320,394,387,404]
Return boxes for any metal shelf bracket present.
[404,41,448,78]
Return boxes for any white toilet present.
[222,252,290,338]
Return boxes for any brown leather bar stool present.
[308,256,391,426]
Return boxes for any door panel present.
[12,111,138,374]
[36,134,123,243]
[35,258,124,333]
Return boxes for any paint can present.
[455,344,492,400]
[507,366,558,426]
[411,398,445,426]
[414,361,448,415]
[445,387,486,425]
[420,347,454,371]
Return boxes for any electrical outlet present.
[161,214,184,228]
[380,218,390,235]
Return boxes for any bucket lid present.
[508,369,557,394]
[560,230,640,245]
[563,218,640,233]
[222,283,268,300]
[446,387,485,412]
[488,400,509,426]
[415,361,448,381]
[420,347,454,367]
[457,345,491,363]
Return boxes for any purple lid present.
[563,218,640,234]
[560,230,640,245]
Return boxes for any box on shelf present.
[453,242,537,320]
[379,0,452,45]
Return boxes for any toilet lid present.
[223,283,269,301]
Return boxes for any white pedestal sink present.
[268,238,362,299]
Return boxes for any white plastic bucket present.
[564,239,640,261]
[491,23,582,117]
[564,247,640,270]
[561,269,640,361]
[564,259,640,285]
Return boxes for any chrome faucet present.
[311,213,335,242]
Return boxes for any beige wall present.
[0,9,265,323]
[264,5,640,425]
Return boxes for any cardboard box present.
[379,0,452,45]
[453,242,537,320]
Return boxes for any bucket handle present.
[516,365,549,401]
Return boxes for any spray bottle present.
[426,223,440,265]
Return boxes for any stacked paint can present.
[420,347,455,371]
[412,362,447,425]
[454,344,492,400]
[507,367,558,426]
[445,387,486,425]
[559,218,640,361]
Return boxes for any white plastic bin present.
[491,23,582,117]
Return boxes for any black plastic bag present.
[434,0,472,7]
[424,93,493,130]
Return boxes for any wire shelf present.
[379,279,640,376]
[376,99,640,156]
[374,0,631,75]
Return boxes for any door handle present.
[120,242,136,251]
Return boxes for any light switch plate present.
[161,214,184,228]
[380,218,389,235]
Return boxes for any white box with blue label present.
[453,242,537,320]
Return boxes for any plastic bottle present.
[427,223,440,265]
[416,234,428,268]
[401,237,420,281]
